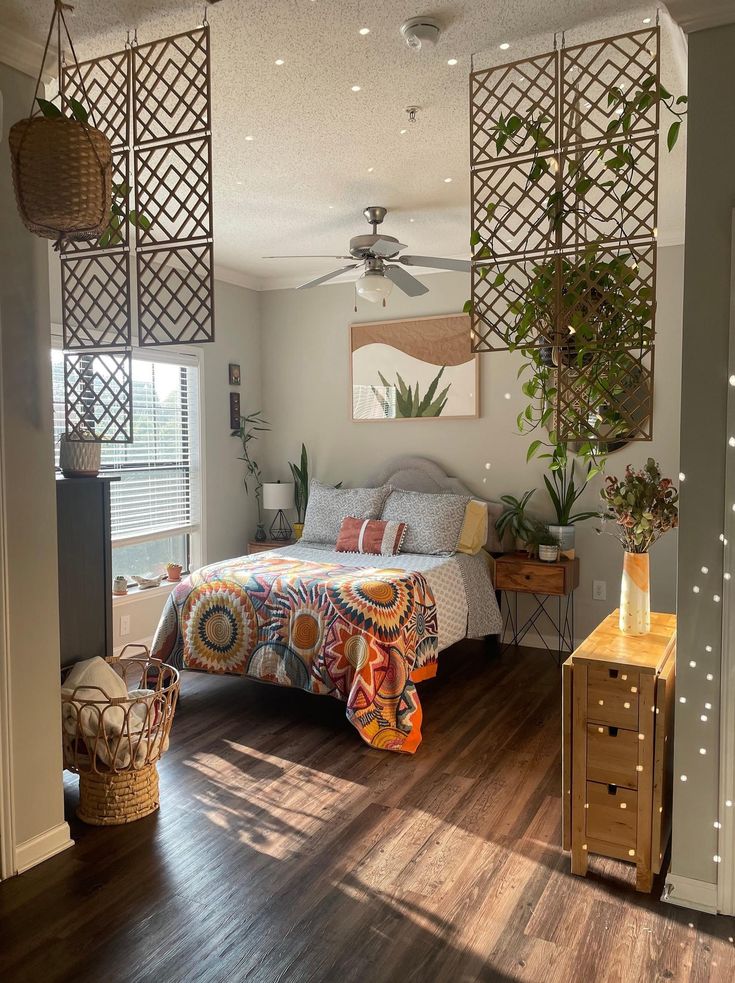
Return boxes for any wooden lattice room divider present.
[59,25,214,442]
[470,27,659,443]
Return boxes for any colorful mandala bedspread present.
[151,554,439,753]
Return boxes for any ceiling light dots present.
[275,58,285,66]
[701,566,709,574]
[447,57,458,65]
[245,135,254,141]
[679,472,686,482]
[444,177,453,183]
[359,27,370,36]
[499,42,510,50]
[351,84,362,92]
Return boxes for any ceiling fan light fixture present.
[400,17,441,50]
[356,270,393,303]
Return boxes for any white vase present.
[538,543,560,562]
[549,523,575,555]
[619,551,651,635]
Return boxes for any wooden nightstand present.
[494,552,580,665]
[562,610,676,892]
[247,538,295,555]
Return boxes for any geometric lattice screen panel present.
[470,27,659,442]
[133,27,214,346]
[58,25,214,441]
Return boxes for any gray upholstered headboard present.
[366,455,510,553]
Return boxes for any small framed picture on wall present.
[229,363,241,386]
[229,391,241,429]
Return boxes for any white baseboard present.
[14,822,74,875]
[662,872,719,914]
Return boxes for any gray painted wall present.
[258,247,683,645]
[0,64,68,856]
[671,22,735,888]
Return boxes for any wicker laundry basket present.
[61,646,179,826]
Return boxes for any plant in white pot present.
[526,522,560,562]
[544,448,599,555]
[599,459,679,635]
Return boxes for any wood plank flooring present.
[1,642,734,983]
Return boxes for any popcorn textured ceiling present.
[5,1,686,287]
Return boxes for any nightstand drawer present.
[587,665,639,728]
[587,724,639,789]
[494,560,566,595]
[586,781,637,849]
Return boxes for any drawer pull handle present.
[609,727,618,737]
[607,784,618,795]
[608,669,619,678]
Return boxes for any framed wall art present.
[350,314,479,421]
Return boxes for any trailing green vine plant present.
[464,68,687,478]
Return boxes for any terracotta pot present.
[166,563,182,582]
[619,551,650,635]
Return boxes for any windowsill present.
[112,580,179,605]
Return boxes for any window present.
[52,349,201,581]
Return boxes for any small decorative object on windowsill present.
[263,481,295,541]
[165,562,182,582]
[113,576,128,596]
[59,432,102,477]
[131,574,164,590]
[599,459,679,636]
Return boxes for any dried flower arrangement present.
[599,458,679,554]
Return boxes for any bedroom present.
[0,0,734,980]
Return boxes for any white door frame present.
[718,211,735,916]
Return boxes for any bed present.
[151,456,503,753]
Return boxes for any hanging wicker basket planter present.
[9,116,112,245]
[8,0,113,249]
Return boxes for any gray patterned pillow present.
[301,481,389,545]
[381,489,470,555]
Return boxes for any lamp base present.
[269,510,292,541]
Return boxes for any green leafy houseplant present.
[372,366,451,418]
[495,489,536,547]
[464,70,687,470]
[599,459,678,553]
[288,443,309,525]
[542,448,600,527]
[231,411,270,534]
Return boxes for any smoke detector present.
[400,16,441,50]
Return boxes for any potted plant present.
[543,448,600,555]
[165,562,182,582]
[288,443,309,539]
[495,489,536,552]
[526,523,561,562]
[599,459,678,635]
[231,410,270,541]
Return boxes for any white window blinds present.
[52,350,201,544]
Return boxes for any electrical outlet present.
[120,614,131,637]
[592,580,607,601]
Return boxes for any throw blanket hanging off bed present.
[151,554,439,753]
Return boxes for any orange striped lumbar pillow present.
[335,516,407,556]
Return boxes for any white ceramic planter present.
[59,434,101,477]
[538,543,560,562]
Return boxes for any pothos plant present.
[36,96,152,247]
[464,70,687,477]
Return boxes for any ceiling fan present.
[263,206,470,303]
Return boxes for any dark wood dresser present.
[56,475,119,668]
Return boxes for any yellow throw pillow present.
[457,499,489,555]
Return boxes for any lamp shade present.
[356,270,393,303]
[263,481,295,511]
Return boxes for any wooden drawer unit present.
[562,610,676,893]
[587,724,640,789]
[587,665,639,729]
[494,554,579,596]
[585,781,637,852]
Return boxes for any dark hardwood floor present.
[1,643,734,983]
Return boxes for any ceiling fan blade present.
[384,265,429,297]
[370,237,407,258]
[263,254,353,260]
[297,264,359,289]
[399,254,471,273]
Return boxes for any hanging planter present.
[8,1,112,249]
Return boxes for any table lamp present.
[263,481,295,540]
